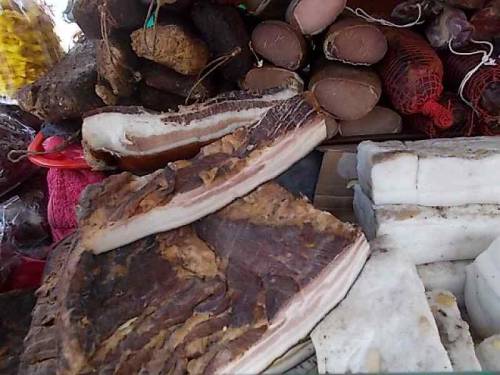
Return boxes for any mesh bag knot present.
[442,49,500,134]
[379,28,453,129]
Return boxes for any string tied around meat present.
[345,3,424,28]
[185,47,242,104]
[248,41,264,68]
[448,38,497,114]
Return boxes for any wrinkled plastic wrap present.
[0,172,50,289]
[0,112,37,197]
[0,0,63,97]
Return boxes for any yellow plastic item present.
[0,0,63,97]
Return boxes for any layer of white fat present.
[88,118,327,254]
[354,185,500,264]
[357,140,418,205]
[219,235,370,375]
[357,136,500,206]
[465,237,500,339]
[82,89,299,156]
[417,261,471,306]
[426,290,481,371]
[311,251,452,374]
[82,107,270,156]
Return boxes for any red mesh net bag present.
[442,49,500,134]
[378,28,453,129]
[405,92,472,137]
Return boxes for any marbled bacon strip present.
[78,94,327,253]
[82,86,300,173]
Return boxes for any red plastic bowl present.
[28,132,90,169]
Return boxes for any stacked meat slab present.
[19,92,371,374]
[347,136,500,372]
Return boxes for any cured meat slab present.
[417,261,471,306]
[426,290,481,371]
[311,251,452,373]
[357,137,500,206]
[82,87,299,172]
[20,183,370,375]
[354,185,500,264]
[78,94,327,253]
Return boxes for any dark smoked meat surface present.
[19,183,363,374]
[0,290,36,374]
[78,94,319,236]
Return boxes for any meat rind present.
[79,94,327,253]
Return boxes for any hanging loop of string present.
[447,38,497,113]
[99,4,140,84]
[345,3,424,28]
[185,47,242,104]
[143,0,162,55]
[7,130,81,163]
[248,41,263,68]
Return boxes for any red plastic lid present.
[28,132,90,169]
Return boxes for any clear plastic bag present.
[0,0,63,97]
[0,111,37,197]
[0,172,50,287]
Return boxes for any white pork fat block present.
[426,290,481,371]
[418,261,471,306]
[311,251,452,374]
[357,137,500,206]
[354,185,500,264]
[476,335,500,371]
[465,237,500,339]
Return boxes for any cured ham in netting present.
[378,28,453,130]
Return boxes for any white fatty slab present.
[476,335,500,371]
[357,137,500,206]
[418,261,471,306]
[311,251,452,374]
[354,185,500,264]
[426,290,481,371]
[465,237,500,339]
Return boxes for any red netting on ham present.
[405,92,472,137]
[442,50,500,134]
[378,29,453,129]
